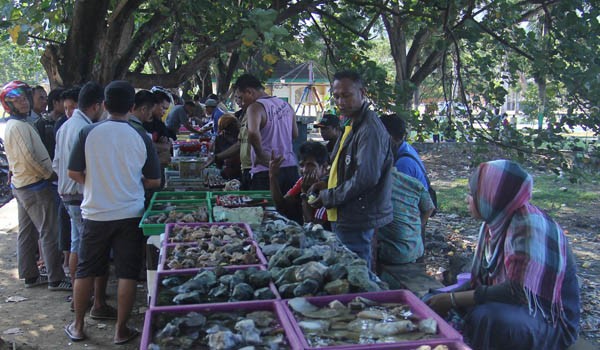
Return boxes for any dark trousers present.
[13,185,65,283]
[465,302,569,350]
[251,166,299,194]
[57,199,71,252]
[240,168,252,190]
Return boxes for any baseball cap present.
[314,114,339,128]
[205,99,218,107]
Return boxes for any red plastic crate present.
[164,222,254,246]
[158,240,268,272]
[150,265,280,309]
[140,301,303,350]
[282,290,463,350]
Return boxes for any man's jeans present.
[12,185,65,283]
[66,204,83,254]
[333,223,375,270]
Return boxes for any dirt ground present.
[0,144,598,349]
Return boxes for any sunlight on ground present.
[40,324,55,332]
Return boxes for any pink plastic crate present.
[282,290,463,350]
[158,239,267,272]
[164,222,254,246]
[140,301,303,350]
[151,265,280,309]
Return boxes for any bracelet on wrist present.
[450,292,458,308]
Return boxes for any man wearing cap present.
[204,98,226,134]
[66,80,161,344]
[314,113,342,156]
[165,101,197,136]
[1,81,69,290]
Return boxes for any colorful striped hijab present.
[469,160,567,322]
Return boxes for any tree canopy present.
[1,0,598,169]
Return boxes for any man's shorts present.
[76,217,143,280]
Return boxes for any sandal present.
[114,327,139,345]
[64,323,86,342]
[90,304,117,320]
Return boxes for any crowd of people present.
[0,69,580,349]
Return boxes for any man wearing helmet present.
[1,81,70,290]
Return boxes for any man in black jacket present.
[309,71,393,269]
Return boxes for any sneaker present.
[25,275,48,288]
[48,280,72,291]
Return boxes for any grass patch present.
[436,178,470,217]
[435,173,599,217]
[530,174,598,213]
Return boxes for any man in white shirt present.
[53,82,114,317]
[65,80,161,345]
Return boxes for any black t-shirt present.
[34,116,57,160]
[143,118,175,141]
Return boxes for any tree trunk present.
[198,63,213,98]
[216,50,240,97]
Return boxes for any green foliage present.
[0,40,45,85]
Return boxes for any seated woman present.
[427,160,579,350]
[213,113,241,179]
[269,141,329,228]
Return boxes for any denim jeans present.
[333,223,375,269]
[66,204,83,254]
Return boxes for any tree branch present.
[313,8,372,40]
[113,11,169,79]
[28,35,64,45]
[469,19,535,61]
[126,39,242,88]
[108,0,144,26]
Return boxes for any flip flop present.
[64,323,86,342]
[90,304,117,320]
[114,327,139,345]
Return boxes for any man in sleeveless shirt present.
[233,74,299,193]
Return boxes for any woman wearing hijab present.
[427,160,579,350]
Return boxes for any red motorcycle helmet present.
[1,80,32,116]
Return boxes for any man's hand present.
[307,181,327,194]
[255,150,270,168]
[269,151,284,178]
[425,293,452,317]
[306,181,327,208]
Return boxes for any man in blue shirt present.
[204,98,225,134]
[381,114,429,190]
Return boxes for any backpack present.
[398,152,438,216]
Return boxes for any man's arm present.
[10,123,54,179]
[216,142,240,160]
[291,112,298,139]
[143,177,161,189]
[140,132,162,189]
[247,103,268,166]
[420,208,434,238]
[418,188,435,242]
[68,170,85,184]
[182,121,198,134]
